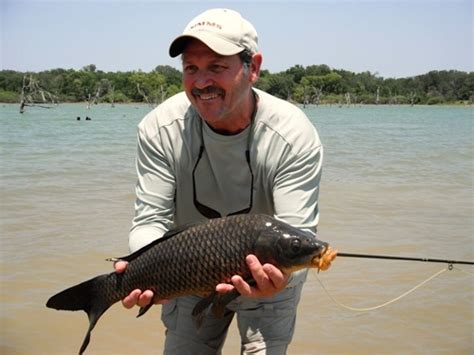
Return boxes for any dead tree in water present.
[409,91,416,106]
[137,83,155,108]
[84,79,114,109]
[345,92,352,106]
[85,87,101,110]
[388,88,394,105]
[301,85,322,107]
[302,86,308,108]
[19,75,57,113]
[312,87,323,106]
[110,85,115,108]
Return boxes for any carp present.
[46,214,330,354]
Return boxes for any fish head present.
[254,219,328,272]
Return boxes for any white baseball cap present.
[169,8,258,57]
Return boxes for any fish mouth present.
[311,244,329,266]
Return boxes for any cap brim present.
[169,33,244,57]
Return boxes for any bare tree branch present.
[19,75,57,113]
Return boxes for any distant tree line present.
[256,65,473,105]
[0,64,472,106]
[0,64,183,108]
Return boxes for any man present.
[115,8,336,354]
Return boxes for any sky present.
[1,0,472,78]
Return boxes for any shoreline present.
[1,101,472,108]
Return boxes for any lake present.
[1,102,472,354]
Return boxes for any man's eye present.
[184,66,197,74]
[211,64,225,73]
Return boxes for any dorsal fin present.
[112,221,204,262]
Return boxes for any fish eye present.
[290,238,301,252]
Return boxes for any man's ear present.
[249,53,263,84]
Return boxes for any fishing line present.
[313,265,456,312]
[313,252,474,311]
[453,265,474,276]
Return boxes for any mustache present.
[191,86,224,96]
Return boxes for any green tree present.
[130,70,167,104]
[265,72,294,100]
[0,65,472,105]
[285,65,306,84]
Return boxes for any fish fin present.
[210,290,241,318]
[208,278,256,318]
[79,304,110,354]
[46,274,111,354]
[137,303,153,318]
[191,289,242,328]
[112,222,203,262]
[192,292,217,328]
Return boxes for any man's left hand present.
[215,254,288,298]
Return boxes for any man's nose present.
[194,71,214,89]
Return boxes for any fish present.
[46,214,329,354]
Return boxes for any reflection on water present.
[1,104,473,354]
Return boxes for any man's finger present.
[114,260,128,273]
[216,283,235,293]
[231,275,252,296]
[262,263,287,289]
[246,255,272,289]
[122,289,141,309]
[137,290,154,308]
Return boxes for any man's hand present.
[215,255,289,298]
[113,261,167,308]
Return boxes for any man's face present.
[182,40,260,132]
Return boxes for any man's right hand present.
[114,260,166,308]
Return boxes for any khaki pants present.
[161,283,304,355]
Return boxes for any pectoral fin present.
[137,303,153,318]
[192,292,218,328]
[191,287,246,329]
[210,290,240,318]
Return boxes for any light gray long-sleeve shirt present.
[129,88,323,287]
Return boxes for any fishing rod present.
[337,252,474,266]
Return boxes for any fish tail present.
[46,274,111,354]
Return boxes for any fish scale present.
[46,214,328,354]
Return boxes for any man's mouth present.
[192,87,224,101]
[199,93,219,100]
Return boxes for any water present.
[1,103,473,354]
